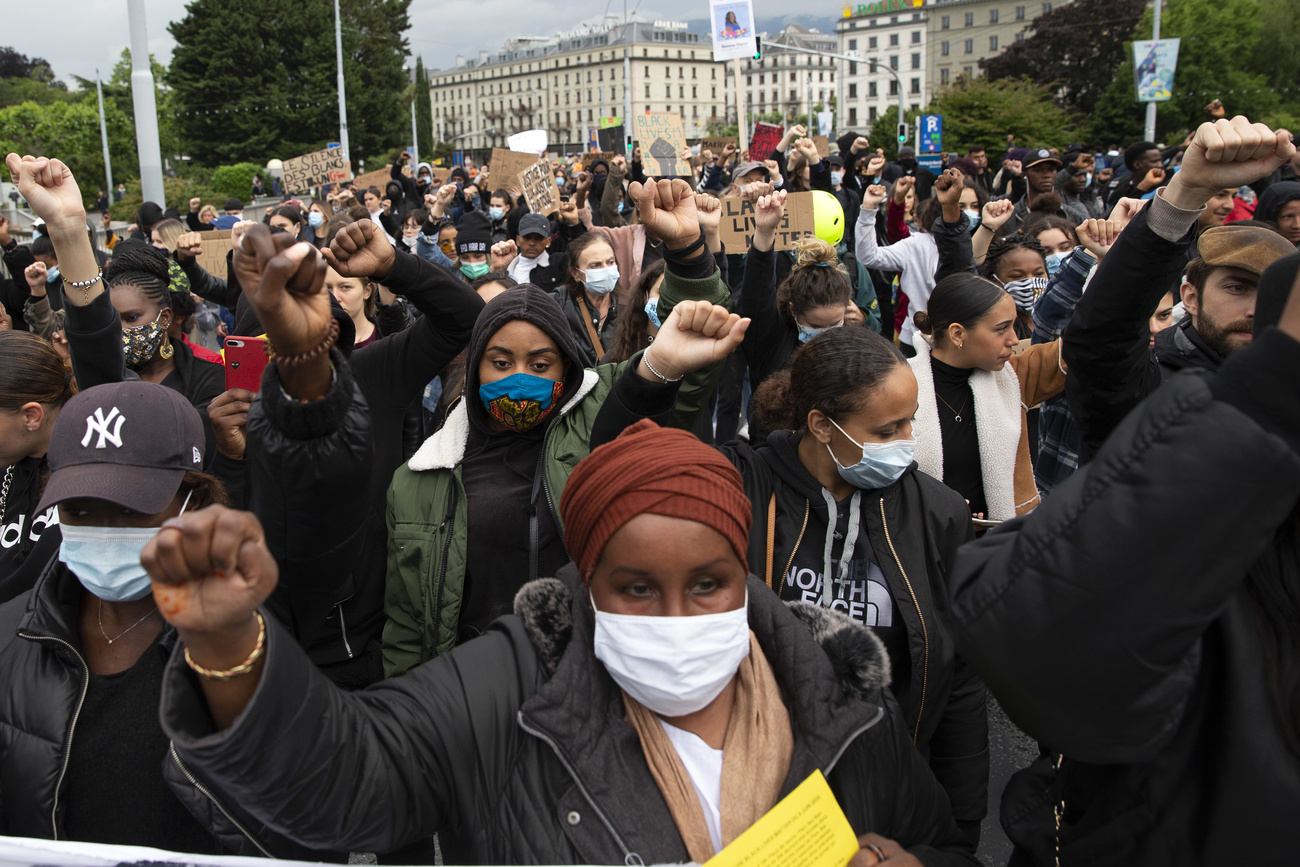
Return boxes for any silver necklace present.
[0,464,13,520]
[98,598,159,645]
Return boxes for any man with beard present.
[1063,115,1297,461]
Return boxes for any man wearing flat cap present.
[1062,115,1299,461]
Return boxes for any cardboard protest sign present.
[702,136,739,155]
[597,125,626,153]
[490,148,544,189]
[750,122,784,160]
[195,231,235,279]
[281,148,351,193]
[632,113,688,177]
[812,135,831,158]
[350,167,391,193]
[519,160,558,215]
[718,192,817,251]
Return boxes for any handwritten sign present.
[281,148,351,193]
[812,135,831,158]
[718,191,817,251]
[702,136,739,156]
[350,167,391,193]
[490,148,546,190]
[508,129,548,154]
[633,112,688,177]
[519,160,558,216]
[195,231,235,279]
[750,122,785,160]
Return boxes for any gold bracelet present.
[184,611,266,680]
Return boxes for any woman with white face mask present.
[142,417,977,867]
[0,380,233,852]
[589,323,990,849]
[551,232,623,367]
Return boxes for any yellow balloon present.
[811,189,845,247]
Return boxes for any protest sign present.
[750,122,784,159]
[195,231,235,279]
[508,129,549,154]
[817,111,834,137]
[490,148,544,189]
[597,124,626,153]
[709,0,758,62]
[718,192,817,251]
[350,166,391,192]
[1133,38,1181,102]
[633,113,688,177]
[281,148,351,193]
[704,771,858,867]
[702,136,739,155]
[519,160,558,215]
[812,135,831,158]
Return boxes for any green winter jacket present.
[382,264,730,676]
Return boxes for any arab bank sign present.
[842,0,924,16]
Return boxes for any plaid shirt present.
[1031,247,1097,495]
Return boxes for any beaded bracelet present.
[184,611,266,680]
[63,268,103,304]
[264,317,339,368]
[642,347,684,383]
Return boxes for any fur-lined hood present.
[514,573,891,700]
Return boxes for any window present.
[888,33,897,47]
[890,55,899,69]
[645,84,651,97]
[1042,1,1052,11]
[869,106,878,121]
[989,35,998,50]
[964,38,974,53]
[1016,32,1025,41]
[645,65,650,76]
[912,30,921,44]
[790,71,798,81]
[564,73,569,84]
[912,53,921,69]
[910,78,920,94]
[679,66,684,78]
[849,107,858,125]
[665,84,671,97]
[1016,5,1026,19]
[849,83,858,98]
[747,75,752,85]
[849,38,857,49]
[819,72,824,82]
[965,12,974,26]
[790,90,797,100]
[849,61,857,75]
[711,86,716,98]
[941,68,950,84]
[678,85,684,98]
[759,73,764,84]
[869,36,878,48]
[712,68,717,78]
[941,41,950,56]
[964,66,974,77]
[990,8,999,23]
[888,79,898,95]
[869,81,878,97]
[941,15,949,29]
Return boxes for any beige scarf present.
[623,633,794,863]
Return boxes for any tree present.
[167,0,411,168]
[0,47,60,86]
[0,97,137,204]
[414,56,433,161]
[980,0,1147,116]
[73,49,184,168]
[1248,0,1300,123]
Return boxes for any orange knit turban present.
[561,420,753,579]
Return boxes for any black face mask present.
[899,158,917,171]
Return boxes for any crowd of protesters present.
[1,100,1299,867]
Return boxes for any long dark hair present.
[753,326,905,431]
[913,273,1007,347]
[606,260,666,363]
[0,331,76,410]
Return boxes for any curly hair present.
[980,232,1047,281]
[776,237,852,329]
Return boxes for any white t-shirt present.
[659,720,724,854]
[508,250,549,285]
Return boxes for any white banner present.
[507,129,549,154]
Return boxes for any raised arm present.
[930,169,977,281]
[855,184,926,273]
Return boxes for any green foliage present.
[0,76,75,109]
[167,0,412,167]
[1248,0,1300,107]
[211,162,265,200]
[868,104,920,163]
[414,56,433,161]
[0,97,138,205]
[108,172,225,221]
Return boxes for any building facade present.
[722,24,838,131]
[836,2,928,131]
[927,0,1066,97]
[428,18,724,155]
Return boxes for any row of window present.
[940,36,1000,54]
[846,77,920,98]
[845,103,920,125]
[743,54,833,70]
[939,3,1049,28]
[846,30,921,51]
[434,64,718,101]
[845,52,921,75]
[433,45,716,89]
[746,71,835,85]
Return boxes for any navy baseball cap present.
[1025,148,1062,169]
[38,381,205,514]
[518,213,552,238]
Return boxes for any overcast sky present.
[9,0,752,89]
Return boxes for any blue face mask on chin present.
[1045,252,1065,278]
[46,265,60,284]
[826,419,916,490]
[59,490,193,602]
[644,296,661,328]
[797,321,842,344]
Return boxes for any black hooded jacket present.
[1256,181,1300,238]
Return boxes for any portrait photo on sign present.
[713,1,753,41]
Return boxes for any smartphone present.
[224,337,269,393]
[972,517,1002,530]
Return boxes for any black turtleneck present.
[930,355,986,517]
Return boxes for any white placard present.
[709,0,758,62]
[508,129,549,154]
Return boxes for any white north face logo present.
[82,407,126,449]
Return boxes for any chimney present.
[455,54,465,68]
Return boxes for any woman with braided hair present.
[978,232,1050,339]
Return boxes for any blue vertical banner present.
[918,114,942,154]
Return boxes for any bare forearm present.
[48,226,104,306]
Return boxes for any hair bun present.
[913,310,933,334]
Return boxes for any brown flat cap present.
[1198,224,1297,275]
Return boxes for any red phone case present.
[224,337,269,393]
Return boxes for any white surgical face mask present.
[826,419,916,490]
[830,170,844,186]
[591,589,751,717]
[59,490,192,602]
[583,265,620,296]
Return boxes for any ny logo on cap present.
[82,407,125,449]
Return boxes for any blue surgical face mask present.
[616,200,625,214]
[1085,172,1093,188]
[308,211,325,228]
[489,206,505,221]
[46,265,60,284]
[963,209,981,231]
[59,490,193,602]
[830,170,844,186]
[796,321,842,344]
[1045,252,1065,278]
[826,419,916,490]
[644,296,661,328]
[584,265,620,296]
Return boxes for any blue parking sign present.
[919,115,942,154]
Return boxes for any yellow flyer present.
[705,770,860,867]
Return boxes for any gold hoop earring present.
[159,338,174,360]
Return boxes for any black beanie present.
[456,211,491,256]
[1255,252,1300,335]
[137,202,164,229]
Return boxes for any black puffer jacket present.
[164,567,979,866]
[949,329,1300,865]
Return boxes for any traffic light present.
[753,36,762,61]
[896,122,908,144]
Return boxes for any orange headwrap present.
[561,420,752,579]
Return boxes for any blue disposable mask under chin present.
[59,490,193,602]
[797,321,842,344]
[584,265,620,296]
[826,419,916,490]
[963,210,982,231]
[644,296,661,328]
[1045,252,1065,278]
[46,265,60,284]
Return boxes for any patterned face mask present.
[122,311,167,369]
[479,373,565,432]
